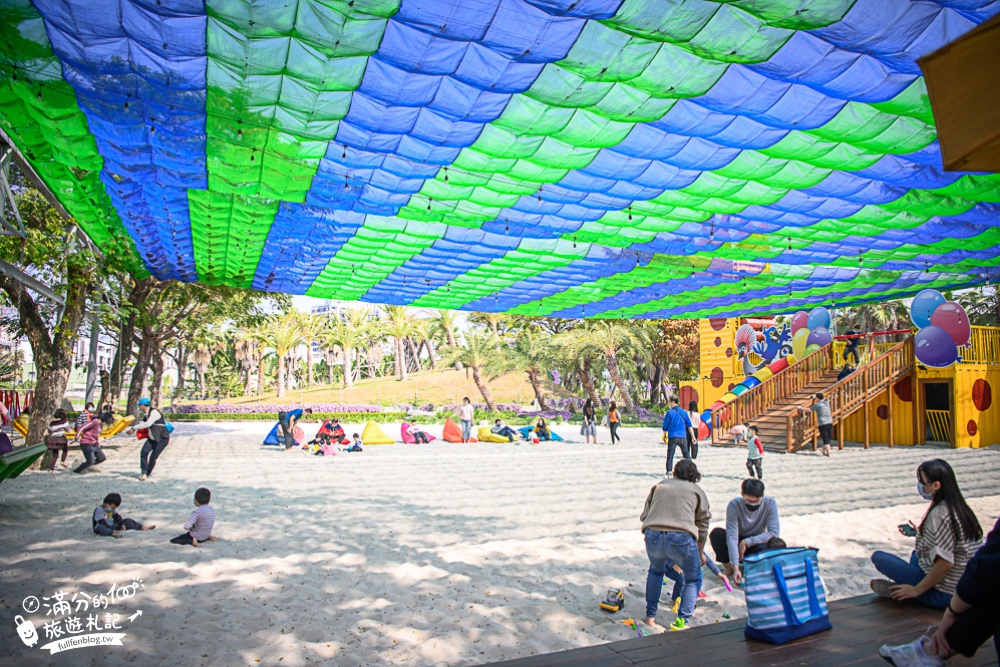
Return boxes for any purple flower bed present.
[169,403,385,415]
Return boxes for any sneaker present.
[870,579,895,598]
[878,636,945,666]
[697,590,706,599]
[669,618,687,632]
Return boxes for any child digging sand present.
[93,493,155,538]
[170,487,217,547]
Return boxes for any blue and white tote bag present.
[744,547,832,644]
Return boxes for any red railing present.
[784,337,914,453]
[711,344,834,444]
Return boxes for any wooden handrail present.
[784,337,914,453]
[711,343,835,444]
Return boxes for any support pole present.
[887,384,894,448]
[85,317,99,404]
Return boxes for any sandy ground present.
[1,421,999,667]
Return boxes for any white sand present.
[1,421,999,666]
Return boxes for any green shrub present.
[166,411,407,424]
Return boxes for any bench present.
[483,594,997,666]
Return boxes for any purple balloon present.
[915,325,960,368]
[806,326,832,348]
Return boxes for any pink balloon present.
[791,311,809,334]
[931,302,971,347]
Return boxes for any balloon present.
[807,307,831,331]
[911,289,946,329]
[931,301,971,347]
[915,325,960,368]
[791,311,809,334]
[807,326,833,348]
[792,329,810,358]
[805,343,821,354]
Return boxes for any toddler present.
[343,433,363,452]
[170,487,217,547]
[93,493,155,538]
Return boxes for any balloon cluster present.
[790,307,833,359]
[910,289,970,368]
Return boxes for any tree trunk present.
[397,339,408,381]
[127,332,157,415]
[446,328,456,347]
[579,358,600,405]
[406,336,421,372]
[149,346,165,407]
[244,361,254,396]
[175,343,189,396]
[343,349,354,388]
[367,346,379,378]
[257,356,266,395]
[650,363,663,405]
[286,354,295,394]
[424,339,437,370]
[605,353,635,410]
[98,370,111,408]
[306,339,314,387]
[328,356,336,385]
[527,369,548,410]
[108,277,154,406]
[471,365,494,410]
[276,355,286,398]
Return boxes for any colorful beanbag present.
[477,426,510,443]
[361,421,394,445]
[442,417,476,442]
[518,426,563,441]
[263,422,305,446]
[400,422,436,443]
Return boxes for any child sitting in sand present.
[170,487,217,547]
[343,434,363,452]
[746,425,763,479]
[93,493,155,538]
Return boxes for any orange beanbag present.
[442,417,476,443]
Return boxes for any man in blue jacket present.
[662,397,693,476]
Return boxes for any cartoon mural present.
[735,322,792,375]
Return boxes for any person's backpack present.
[743,547,831,644]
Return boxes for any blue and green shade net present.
[1,0,999,318]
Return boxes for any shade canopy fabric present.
[2,0,1000,318]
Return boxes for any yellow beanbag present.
[361,421,394,445]
[477,426,509,443]
[13,414,29,438]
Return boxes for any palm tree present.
[429,309,458,347]
[233,329,261,396]
[383,305,420,381]
[567,321,649,410]
[322,309,370,388]
[507,330,554,409]
[294,313,322,388]
[470,312,508,336]
[440,332,502,410]
[255,313,303,398]
[190,329,222,399]
[553,326,602,406]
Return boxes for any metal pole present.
[85,317,99,403]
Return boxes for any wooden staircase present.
[711,337,914,453]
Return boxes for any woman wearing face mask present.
[870,459,984,609]
[708,478,780,585]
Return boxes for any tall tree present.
[255,313,302,398]
[0,175,135,452]
[322,308,369,388]
[507,330,554,409]
[383,305,419,381]
[566,321,649,410]
[440,332,502,410]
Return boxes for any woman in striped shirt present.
[870,459,984,609]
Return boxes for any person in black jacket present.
[879,516,1000,666]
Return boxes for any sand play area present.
[2,421,999,666]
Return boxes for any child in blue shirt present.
[343,433,363,452]
[92,493,155,539]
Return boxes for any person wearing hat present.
[127,398,171,481]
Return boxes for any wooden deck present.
[481,595,998,667]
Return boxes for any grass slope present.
[223,368,576,407]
